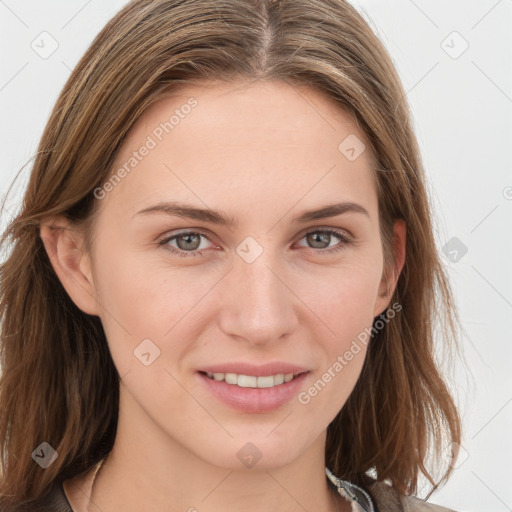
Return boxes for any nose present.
[217,247,298,346]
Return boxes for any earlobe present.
[374,219,406,317]
[39,216,100,316]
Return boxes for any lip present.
[198,362,309,377]
[197,370,310,413]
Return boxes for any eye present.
[158,230,213,257]
[158,228,352,258]
[296,229,352,255]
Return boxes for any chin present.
[189,436,301,471]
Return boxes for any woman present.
[0,0,462,510]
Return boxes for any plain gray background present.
[1,1,511,511]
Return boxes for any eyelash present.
[157,228,352,258]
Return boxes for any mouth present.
[199,370,308,389]
[196,370,310,413]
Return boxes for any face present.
[48,79,404,471]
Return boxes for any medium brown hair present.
[0,0,461,507]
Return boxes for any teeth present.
[205,371,301,388]
[274,373,285,385]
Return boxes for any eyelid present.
[157,225,354,257]
[157,228,217,251]
[295,224,354,241]
[158,225,353,242]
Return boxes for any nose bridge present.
[239,254,282,309]
[219,238,297,344]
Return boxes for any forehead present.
[99,79,378,221]
[134,78,368,153]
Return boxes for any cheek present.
[92,233,195,324]
[295,265,381,413]
[90,243,221,368]
[301,258,382,341]
[92,226,383,369]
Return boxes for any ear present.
[373,219,406,317]
[39,216,101,316]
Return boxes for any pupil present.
[178,233,200,250]
[308,232,329,248]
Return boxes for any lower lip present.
[196,371,310,413]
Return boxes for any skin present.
[40,79,406,512]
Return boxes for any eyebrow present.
[133,200,369,226]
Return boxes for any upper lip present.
[199,362,309,377]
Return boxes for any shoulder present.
[0,483,72,512]
[367,479,457,512]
